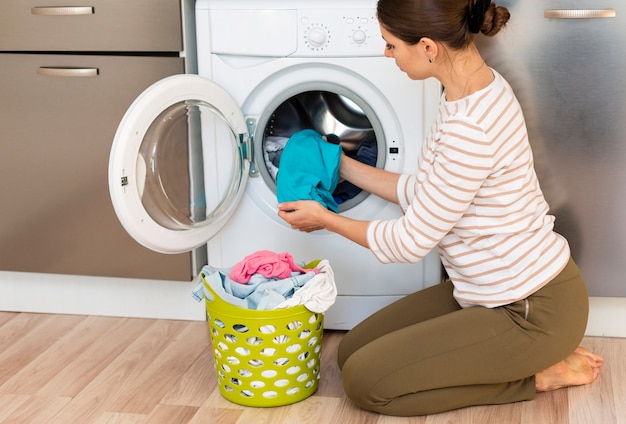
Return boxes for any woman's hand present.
[277,199,371,248]
[277,200,331,232]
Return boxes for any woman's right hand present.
[277,199,371,248]
[277,200,330,233]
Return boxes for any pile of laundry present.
[192,250,337,313]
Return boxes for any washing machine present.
[108,0,442,329]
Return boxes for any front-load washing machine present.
[108,0,442,329]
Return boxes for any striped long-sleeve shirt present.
[367,69,570,308]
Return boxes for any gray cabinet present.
[0,0,183,52]
[0,0,201,280]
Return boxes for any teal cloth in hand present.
[276,129,342,212]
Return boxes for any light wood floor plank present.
[159,344,216,407]
[198,388,245,411]
[465,403,522,423]
[611,338,626,424]
[0,314,83,386]
[426,407,473,424]
[0,313,47,350]
[92,412,145,424]
[1,316,120,395]
[229,396,341,424]
[141,404,198,424]
[0,312,18,328]
[568,337,618,424]
[46,319,191,423]
[1,396,71,424]
[378,415,426,424]
[316,331,345,398]
[334,395,381,424]
[0,394,30,422]
[377,415,426,424]
[521,389,568,424]
[300,396,346,424]
[35,317,155,398]
[186,406,243,424]
[111,321,209,415]
[235,404,291,424]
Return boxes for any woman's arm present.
[277,200,370,248]
[340,154,401,204]
[276,152,401,249]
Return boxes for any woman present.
[277,0,603,416]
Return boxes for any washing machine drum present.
[261,91,380,208]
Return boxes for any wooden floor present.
[0,312,624,424]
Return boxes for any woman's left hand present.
[277,200,331,232]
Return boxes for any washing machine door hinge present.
[245,118,259,178]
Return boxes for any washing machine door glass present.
[109,75,249,254]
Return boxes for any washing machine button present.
[352,30,367,44]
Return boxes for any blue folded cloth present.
[276,129,342,212]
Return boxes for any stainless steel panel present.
[0,53,198,280]
[477,0,626,296]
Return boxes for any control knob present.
[352,30,367,44]
[307,27,328,48]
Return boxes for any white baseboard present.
[1,271,625,337]
[0,271,207,321]
[586,297,626,338]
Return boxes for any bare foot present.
[535,346,604,392]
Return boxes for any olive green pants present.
[337,258,589,416]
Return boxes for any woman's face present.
[380,25,428,80]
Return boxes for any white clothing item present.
[275,259,337,313]
[263,136,288,180]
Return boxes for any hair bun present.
[468,0,491,33]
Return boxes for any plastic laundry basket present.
[201,273,324,407]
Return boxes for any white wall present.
[1,271,625,337]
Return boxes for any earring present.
[429,57,434,63]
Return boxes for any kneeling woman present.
[278,0,603,417]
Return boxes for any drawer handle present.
[544,9,616,19]
[37,67,99,77]
[31,6,94,16]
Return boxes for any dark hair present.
[377,0,511,49]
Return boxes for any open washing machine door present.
[109,74,250,254]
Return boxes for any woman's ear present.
[420,37,439,63]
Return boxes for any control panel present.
[297,9,384,57]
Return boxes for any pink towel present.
[230,250,314,284]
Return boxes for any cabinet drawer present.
[0,0,182,52]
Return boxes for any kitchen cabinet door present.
[0,53,197,280]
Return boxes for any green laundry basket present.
[201,273,324,407]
